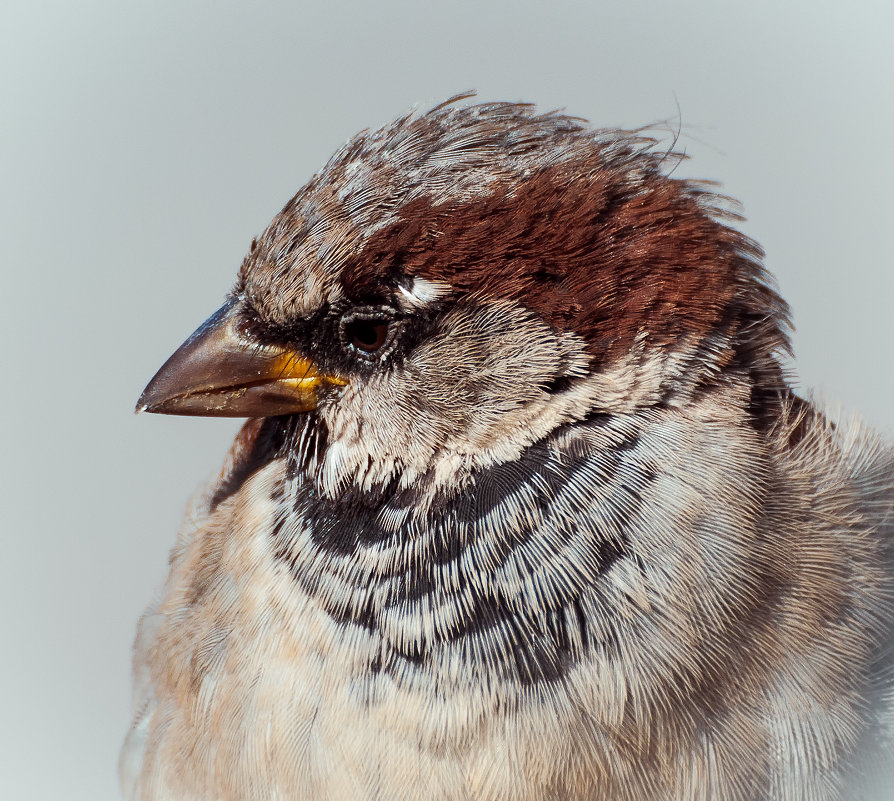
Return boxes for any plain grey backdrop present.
[2,1,892,799]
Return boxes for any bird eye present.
[342,315,393,356]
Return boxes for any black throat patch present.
[257,413,654,686]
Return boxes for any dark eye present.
[343,317,391,355]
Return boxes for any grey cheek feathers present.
[315,317,728,504]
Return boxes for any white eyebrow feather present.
[397,277,452,309]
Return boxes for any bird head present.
[138,97,791,501]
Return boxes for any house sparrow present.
[122,97,894,801]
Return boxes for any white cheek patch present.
[397,277,452,309]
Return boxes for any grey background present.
[1,1,892,799]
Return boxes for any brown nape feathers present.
[125,97,894,801]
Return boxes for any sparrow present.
[122,97,894,801]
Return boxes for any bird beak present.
[136,297,345,417]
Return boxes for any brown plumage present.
[123,96,894,800]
